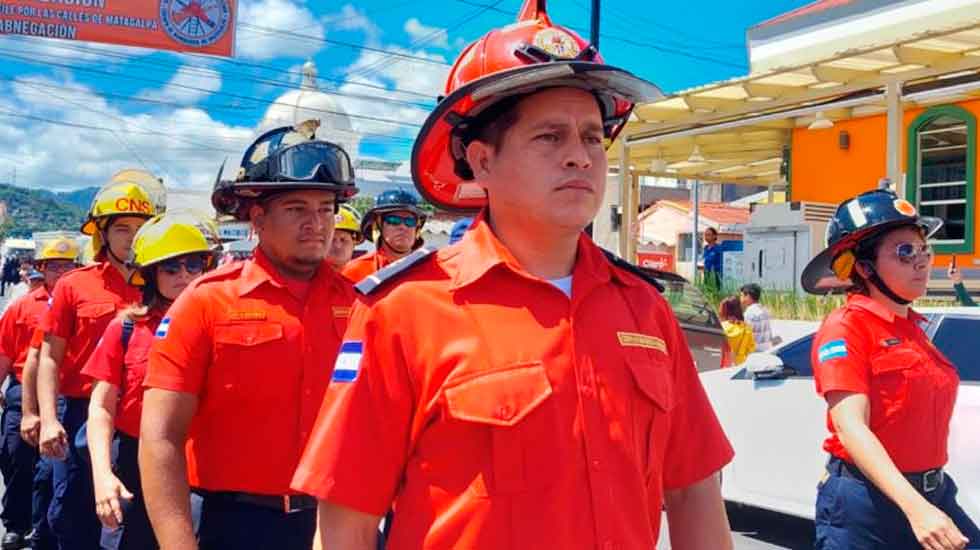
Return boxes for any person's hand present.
[38,419,68,460]
[948,263,963,285]
[20,412,41,447]
[94,471,133,529]
[906,501,968,550]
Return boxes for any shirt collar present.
[31,286,50,301]
[237,246,343,297]
[449,211,634,292]
[846,293,925,324]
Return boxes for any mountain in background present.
[0,184,92,239]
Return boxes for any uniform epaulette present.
[356,247,437,295]
[602,249,664,292]
[195,261,245,285]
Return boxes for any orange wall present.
[791,98,980,266]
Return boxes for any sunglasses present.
[894,243,933,264]
[382,214,419,228]
[158,255,209,276]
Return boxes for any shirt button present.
[496,405,514,420]
[602,541,614,550]
[592,459,601,470]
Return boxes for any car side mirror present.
[744,352,786,379]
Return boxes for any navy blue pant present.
[816,458,980,549]
[48,397,100,550]
[98,433,156,550]
[33,455,56,550]
[196,493,316,550]
[1,381,35,535]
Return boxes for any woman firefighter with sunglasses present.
[340,189,427,283]
[804,189,980,550]
[80,212,218,550]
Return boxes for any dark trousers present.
[1,382,35,535]
[48,397,100,550]
[815,457,980,549]
[197,493,316,550]
[33,455,56,550]
[98,433,156,550]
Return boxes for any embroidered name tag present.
[617,332,667,353]
[332,306,351,318]
[818,339,848,363]
[228,311,267,321]
[332,341,363,383]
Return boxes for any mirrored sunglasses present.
[382,214,419,228]
[894,243,932,264]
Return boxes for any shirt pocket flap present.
[77,302,116,319]
[214,322,284,347]
[626,352,674,412]
[871,347,923,375]
[444,363,553,427]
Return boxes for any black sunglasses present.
[158,255,209,275]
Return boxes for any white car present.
[700,308,980,522]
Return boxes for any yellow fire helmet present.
[128,210,219,286]
[34,234,81,263]
[81,169,168,238]
[78,237,98,266]
[335,204,364,244]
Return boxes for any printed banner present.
[0,0,237,57]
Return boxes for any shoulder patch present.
[817,339,848,363]
[601,250,664,292]
[355,247,437,295]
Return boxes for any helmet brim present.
[412,61,663,213]
[212,179,359,220]
[801,216,943,294]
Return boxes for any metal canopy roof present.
[609,19,980,185]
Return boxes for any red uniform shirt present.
[0,286,51,382]
[292,217,733,550]
[812,294,959,472]
[340,249,396,283]
[81,309,163,438]
[40,263,141,398]
[146,248,355,495]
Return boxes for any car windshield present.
[652,276,720,329]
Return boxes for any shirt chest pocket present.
[212,322,285,394]
[442,362,554,496]
[870,345,930,420]
[77,303,115,332]
[624,350,674,482]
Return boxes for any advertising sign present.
[637,251,676,273]
[0,0,237,57]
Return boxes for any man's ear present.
[249,203,266,232]
[464,140,492,180]
[854,259,874,279]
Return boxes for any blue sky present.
[0,0,811,192]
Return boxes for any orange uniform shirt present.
[146,248,355,495]
[81,309,163,438]
[40,263,142,398]
[0,286,51,382]
[292,217,733,549]
[812,294,959,472]
[340,249,396,283]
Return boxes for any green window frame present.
[906,104,976,254]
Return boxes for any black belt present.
[197,490,318,514]
[828,457,945,494]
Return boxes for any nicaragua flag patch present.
[332,341,363,383]
[155,318,171,339]
[818,339,848,363]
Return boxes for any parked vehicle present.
[700,307,980,521]
[639,267,730,372]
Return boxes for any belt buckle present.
[923,470,942,493]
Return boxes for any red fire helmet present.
[411,0,663,212]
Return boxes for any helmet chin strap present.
[861,261,912,306]
[99,227,130,267]
[377,221,415,256]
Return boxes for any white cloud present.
[236,0,327,60]
[138,65,222,105]
[404,18,449,49]
[326,5,382,45]
[1,75,254,193]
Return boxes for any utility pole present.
[590,0,600,49]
